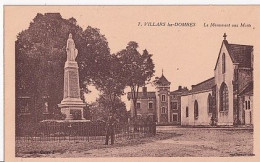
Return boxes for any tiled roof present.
[170,88,189,95]
[189,77,215,93]
[239,81,253,96]
[155,74,171,86]
[127,92,156,100]
[228,43,253,68]
[215,40,253,69]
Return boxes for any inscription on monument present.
[58,34,86,120]
[69,70,80,98]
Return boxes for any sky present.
[5,6,260,109]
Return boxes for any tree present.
[95,95,128,123]
[16,13,83,120]
[94,53,126,117]
[117,42,155,120]
[78,26,111,94]
[15,13,111,121]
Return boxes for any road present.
[46,127,254,157]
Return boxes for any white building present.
[181,33,253,126]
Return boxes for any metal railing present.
[15,121,156,142]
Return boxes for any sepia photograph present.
[4,5,260,161]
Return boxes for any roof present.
[127,92,156,100]
[170,88,189,95]
[228,43,253,68]
[215,40,253,69]
[239,81,253,96]
[155,74,171,86]
[185,77,215,94]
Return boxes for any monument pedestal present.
[58,61,87,120]
[59,99,86,120]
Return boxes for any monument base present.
[58,98,87,120]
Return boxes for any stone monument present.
[58,33,86,120]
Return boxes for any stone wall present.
[129,98,156,119]
[214,43,234,125]
[181,91,212,126]
[156,86,170,123]
[169,94,181,124]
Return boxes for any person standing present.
[105,113,116,145]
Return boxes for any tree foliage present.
[117,42,155,119]
[16,13,155,123]
[78,26,111,92]
[89,96,128,123]
[15,13,110,118]
[94,54,126,113]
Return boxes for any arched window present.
[161,107,166,114]
[137,114,142,120]
[194,100,199,119]
[161,94,166,102]
[220,83,229,111]
[222,53,226,74]
[186,106,189,117]
[208,94,213,114]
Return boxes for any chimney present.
[178,86,182,90]
[143,87,147,97]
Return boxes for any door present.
[245,110,252,124]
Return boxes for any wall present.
[214,43,234,125]
[244,95,253,125]
[238,69,253,92]
[170,94,181,125]
[156,86,170,123]
[181,91,212,126]
[129,98,156,119]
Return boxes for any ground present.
[16,127,254,157]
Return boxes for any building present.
[181,33,253,126]
[127,73,188,125]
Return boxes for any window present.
[222,53,226,74]
[186,106,189,117]
[208,94,213,114]
[245,101,248,110]
[220,83,229,111]
[148,102,153,109]
[18,98,30,114]
[171,95,176,100]
[194,100,199,119]
[137,102,141,109]
[161,94,166,102]
[20,102,30,113]
[172,114,178,122]
[137,114,142,120]
[171,102,178,110]
[248,101,251,110]
[148,114,155,122]
[161,107,166,114]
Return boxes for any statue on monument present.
[66,33,78,61]
[59,33,87,121]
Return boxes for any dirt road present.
[41,127,254,157]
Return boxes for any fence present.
[15,121,156,142]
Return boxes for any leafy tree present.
[95,95,128,123]
[90,52,127,123]
[15,13,110,121]
[78,26,111,94]
[117,42,155,120]
[16,13,83,119]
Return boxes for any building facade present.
[181,34,254,126]
[127,74,188,125]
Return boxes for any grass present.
[16,132,180,157]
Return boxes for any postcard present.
[4,5,260,162]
